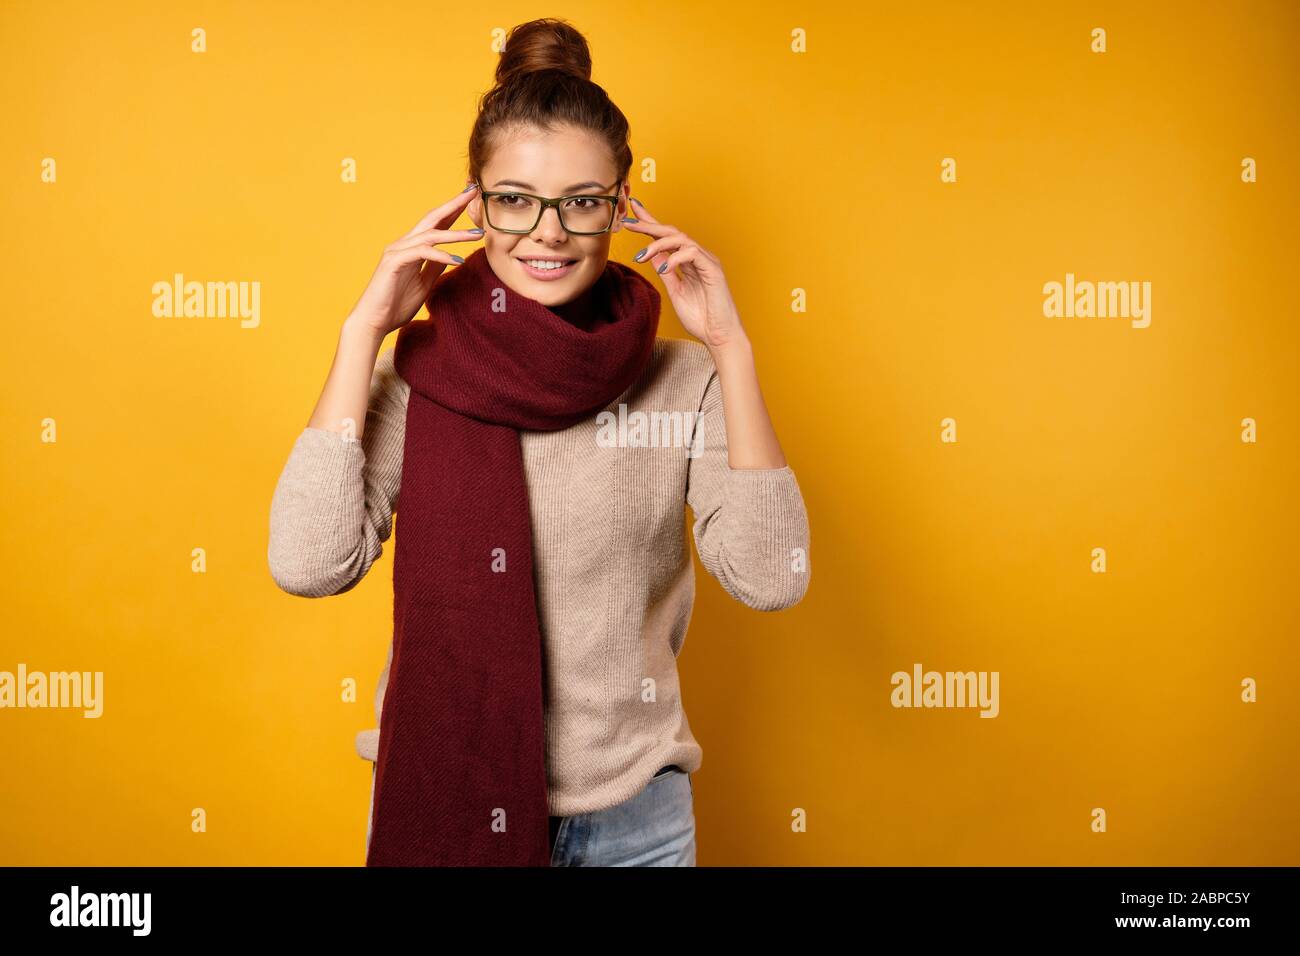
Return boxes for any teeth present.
[522,259,570,271]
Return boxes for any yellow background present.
[1,0,1296,865]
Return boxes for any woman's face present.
[467,124,630,307]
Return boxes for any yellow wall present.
[1,0,1295,865]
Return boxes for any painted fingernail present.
[451,254,464,263]
[461,183,477,192]
[657,262,668,274]
[633,248,647,261]
[621,216,638,223]
[631,197,644,207]
[468,228,484,235]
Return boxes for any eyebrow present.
[489,179,611,192]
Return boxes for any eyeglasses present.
[475,180,622,235]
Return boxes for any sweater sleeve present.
[685,365,812,611]
[267,346,409,597]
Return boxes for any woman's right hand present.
[346,183,483,337]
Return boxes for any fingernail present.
[633,248,647,262]
[631,197,644,207]
[462,183,477,192]
[621,216,638,223]
[469,228,484,235]
[451,254,464,263]
[657,262,668,274]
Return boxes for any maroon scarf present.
[365,246,660,866]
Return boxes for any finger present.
[417,254,448,292]
[653,245,702,279]
[619,218,675,239]
[405,186,477,237]
[390,225,484,253]
[632,232,691,265]
[401,182,479,239]
[619,203,673,237]
[628,196,660,224]
[388,242,465,268]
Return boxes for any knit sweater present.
[267,335,811,816]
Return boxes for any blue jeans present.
[550,766,697,866]
[365,764,697,866]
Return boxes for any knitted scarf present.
[365,246,660,866]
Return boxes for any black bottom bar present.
[0,866,1289,940]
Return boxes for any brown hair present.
[467,18,633,192]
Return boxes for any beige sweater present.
[268,336,811,815]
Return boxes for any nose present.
[530,204,568,242]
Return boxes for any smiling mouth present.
[517,257,579,279]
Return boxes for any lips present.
[517,257,578,281]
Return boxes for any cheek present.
[575,240,607,263]
[580,249,609,273]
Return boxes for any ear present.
[612,183,631,233]
[466,197,483,229]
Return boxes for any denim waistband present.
[549,765,682,826]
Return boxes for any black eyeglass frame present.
[474,179,624,235]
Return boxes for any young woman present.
[268,17,811,867]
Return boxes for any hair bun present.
[495,17,592,87]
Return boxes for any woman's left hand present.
[621,198,746,351]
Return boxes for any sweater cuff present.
[715,465,811,610]
[267,427,367,595]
